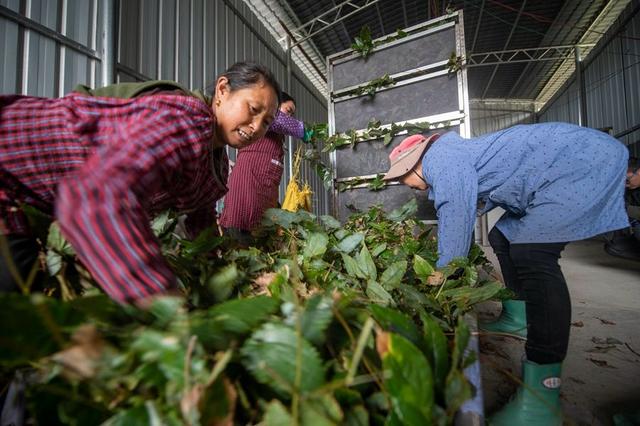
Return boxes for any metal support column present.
[101,0,116,86]
[574,46,587,127]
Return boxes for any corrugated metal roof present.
[247,0,629,105]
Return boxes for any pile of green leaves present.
[0,201,504,425]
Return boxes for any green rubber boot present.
[480,300,527,339]
[490,360,563,426]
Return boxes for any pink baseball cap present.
[383,133,440,181]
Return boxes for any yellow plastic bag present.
[282,147,313,212]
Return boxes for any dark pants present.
[0,235,40,293]
[488,227,570,364]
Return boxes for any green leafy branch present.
[336,173,386,193]
[0,197,506,425]
[302,147,333,190]
[447,51,464,74]
[351,74,395,98]
[322,119,434,152]
[351,26,408,59]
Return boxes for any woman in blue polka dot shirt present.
[384,122,628,425]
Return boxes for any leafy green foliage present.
[381,333,434,423]
[337,173,386,193]
[240,323,326,396]
[447,51,464,74]
[321,118,432,153]
[1,201,500,424]
[351,25,374,58]
[352,74,395,98]
[351,26,408,59]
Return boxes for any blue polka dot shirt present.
[422,122,629,267]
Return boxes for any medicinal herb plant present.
[0,201,505,425]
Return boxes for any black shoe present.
[604,236,640,261]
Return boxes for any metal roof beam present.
[470,0,485,52]
[536,0,631,105]
[400,0,409,29]
[481,0,527,99]
[375,3,385,35]
[289,0,381,47]
[329,0,353,46]
[467,44,595,66]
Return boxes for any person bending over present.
[0,62,280,304]
[220,91,311,246]
[383,123,628,425]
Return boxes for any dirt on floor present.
[477,240,640,426]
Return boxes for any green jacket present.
[73,80,211,105]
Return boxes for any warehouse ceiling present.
[247,0,631,107]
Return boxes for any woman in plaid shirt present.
[0,62,280,304]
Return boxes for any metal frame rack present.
[326,11,471,221]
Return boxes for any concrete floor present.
[477,238,640,426]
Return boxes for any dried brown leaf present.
[208,378,237,426]
[571,321,584,328]
[252,272,277,296]
[587,358,616,369]
[426,271,445,286]
[376,330,390,357]
[595,317,616,325]
[585,345,618,354]
[182,377,237,426]
[181,383,204,420]
[51,324,106,380]
[591,337,623,345]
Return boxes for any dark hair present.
[280,91,295,106]
[214,61,281,106]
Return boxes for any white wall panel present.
[470,100,536,137]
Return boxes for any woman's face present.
[280,100,296,116]
[213,77,278,149]
[399,164,429,191]
[627,167,640,190]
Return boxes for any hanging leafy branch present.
[350,74,395,98]
[351,26,408,59]
[351,25,375,58]
[322,118,433,152]
[337,174,386,192]
[299,118,455,190]
[302,147,333,190]
[447,51,464,74]
[368,173,386,190]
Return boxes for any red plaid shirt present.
[219,113,303,231]
[0,93,227,302]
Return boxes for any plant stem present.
[346,317,374,385]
